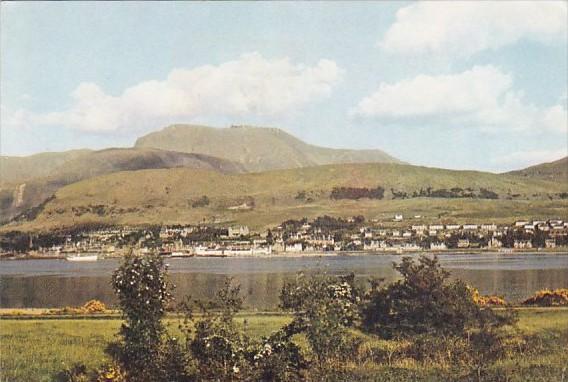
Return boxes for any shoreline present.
[2,248,568,261]
[2,306,567,320]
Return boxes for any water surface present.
[1,253,567,310]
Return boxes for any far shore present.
[1,248,568,261]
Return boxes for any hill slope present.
[0,148,243,223]
[506,156,568,182]
[135,124,401,172]
[7,163,567,231]
[0,150,92,184]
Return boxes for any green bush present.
[178,278,306,381]
[109,254,173,382]
[361,255,515,338]
[280,273,362,366]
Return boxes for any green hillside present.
[135,124,401,172]
[0,148,243,223]
[506,156,568,182]
[6,163,567,232]
[0,149,92,184]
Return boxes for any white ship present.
[66,253,98,262]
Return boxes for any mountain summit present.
[135,124,400,172]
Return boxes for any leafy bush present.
[183,280,252,380]
[82,300,107,313]
[469,287,507,306]
[280,273,361,365]
[361,256,515,338]
[479,188,499,199]
[109,254,173,381]
[522,288,568,306]
[179,279,306,381]
[94,363,126,382]
[53,363,91,382]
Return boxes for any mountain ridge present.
[0,148,244,223]
[134,124,401,172]
[506,156,567,182]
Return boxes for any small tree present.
[181,278,306,381]
[280,273,361,365]
[110,254,172,381]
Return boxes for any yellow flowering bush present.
[522,288,568,306]
[469,287,507,306]
[83,300,107,313]
[95,363,126,382]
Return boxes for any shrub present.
[522,288,568,306]
[479,188,499,199]
[179,278,306,381]
[94,363,126,382]
[469,287,507,306]
[183,280,252,380]
[53,363,91,382]
[361,256,515,338]
[82,300,107,313]
[109,254,173,382]
[280,273,361,364]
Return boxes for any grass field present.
[1,309,567,381]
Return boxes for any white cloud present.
[352,65,567,134]
[380,2,567,57]
[17,53,342,132]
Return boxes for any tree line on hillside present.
[328,185,501,201]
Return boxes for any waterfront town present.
[1,215,567,259]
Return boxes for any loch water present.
[1,253,567,310]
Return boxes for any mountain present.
[506,156,568,182]
[0,148,243,223]
[0,150,92,184]
[135,124,401,172]
[7,162,567,232]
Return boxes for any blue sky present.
[1,1,566,172]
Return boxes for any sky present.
[1,1,567,172]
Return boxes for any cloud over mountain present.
[9,53,342,133]
[352,65,567,135]
[380,2,567,57]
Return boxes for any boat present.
[66,254,98,262]
[170,251,194,258]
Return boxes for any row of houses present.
[26,217,568,257]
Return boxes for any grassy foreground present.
[1,309,567,382]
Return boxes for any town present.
[2,215,567,259]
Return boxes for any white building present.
[228,226,250,238]
[285,243,303,252]
[430,242,447,250]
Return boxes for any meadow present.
[1,309,567,382]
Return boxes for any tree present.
[110,254,173,381]
[280,273,361,364]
